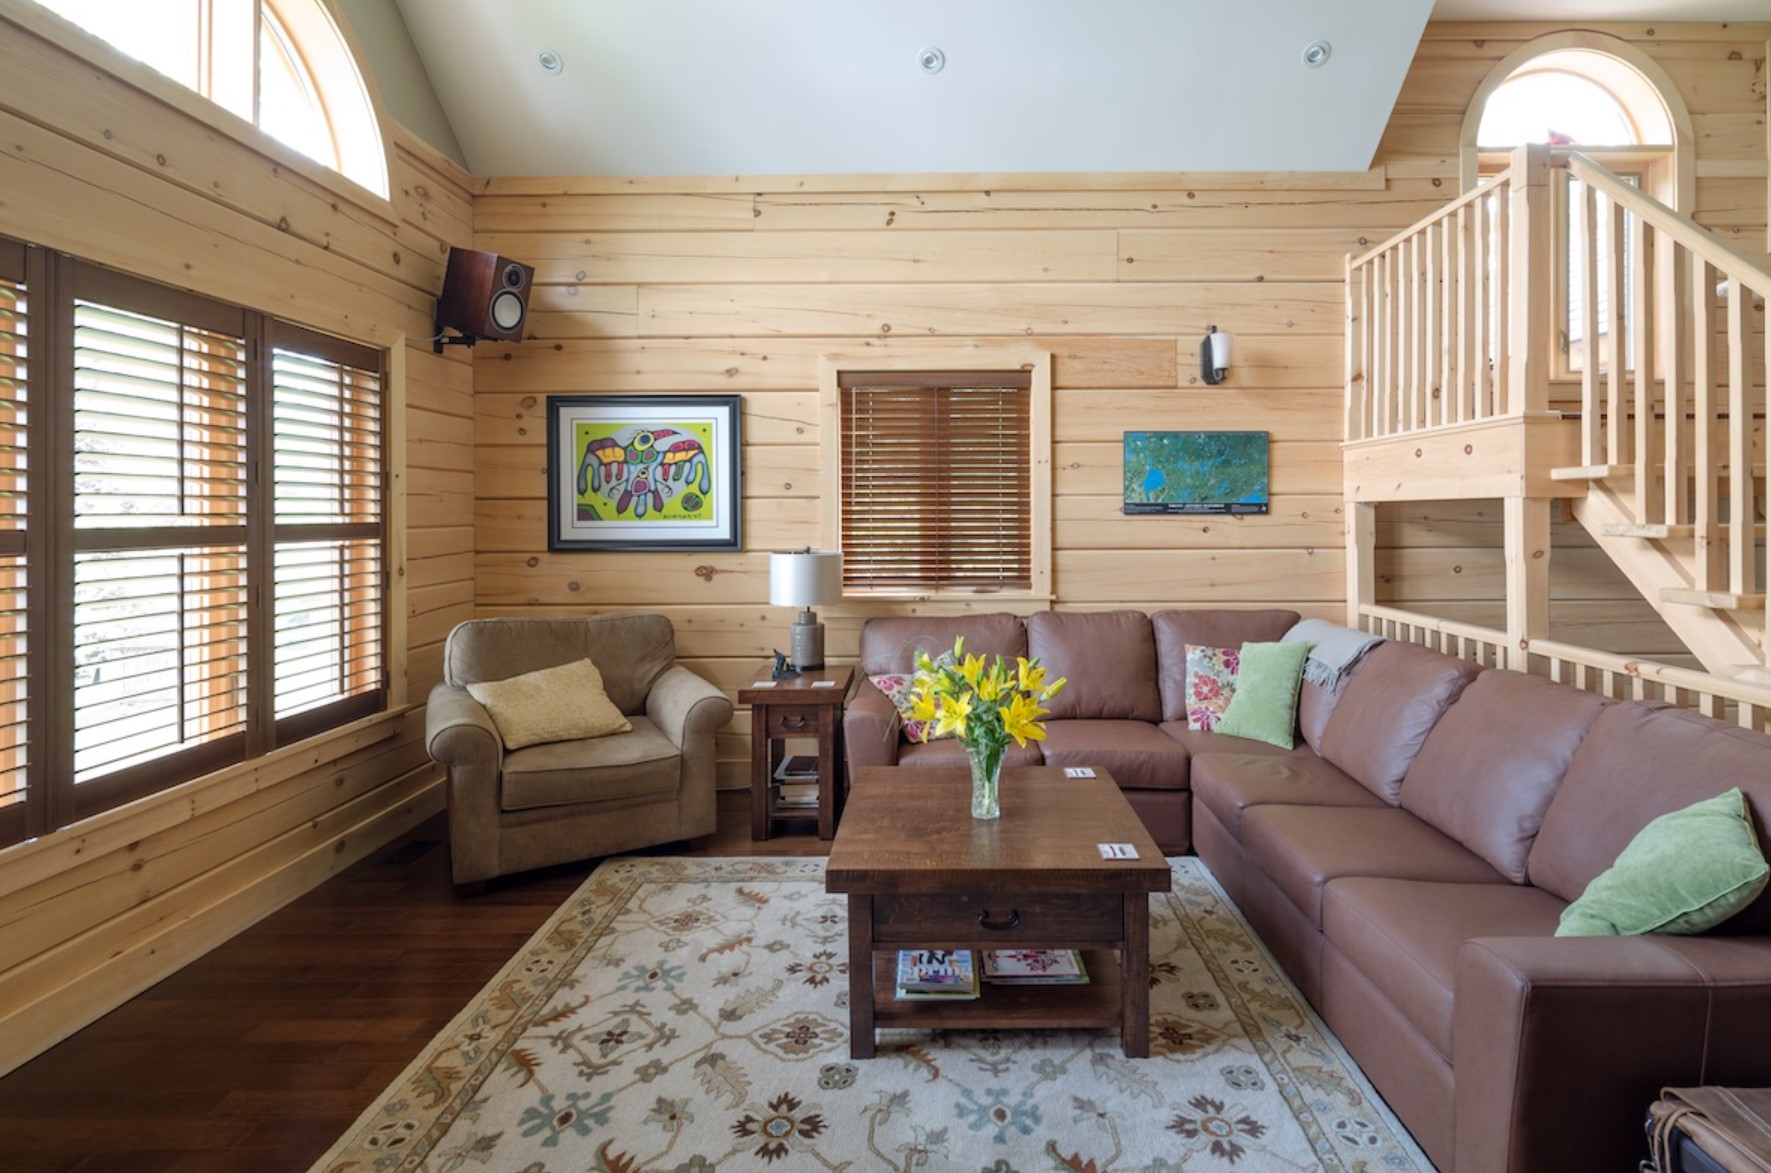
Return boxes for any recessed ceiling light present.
[1301,39,1331,68]
[917,46,945,74]
[537,48,564,75]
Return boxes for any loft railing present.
[1356,603,1771,733]
[1560,153,1769,604]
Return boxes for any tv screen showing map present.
[1122,431,1270,515]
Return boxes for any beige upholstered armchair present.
[425,614,733,890]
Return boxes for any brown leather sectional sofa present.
[843,608,1771,1173]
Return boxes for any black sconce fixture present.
[1200,324,1234,385]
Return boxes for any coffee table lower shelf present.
[870,949,1123,1033]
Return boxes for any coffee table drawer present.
[870,893,1121,944]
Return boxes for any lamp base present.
[789,609,825,671]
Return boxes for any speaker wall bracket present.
[432,325,480,355]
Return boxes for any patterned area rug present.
[313,857,1434,1172]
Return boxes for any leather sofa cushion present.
[858,612,1027,676]
[1159,722,1312,760]
[1028,611,1161,722]
[1529,702,1771,933]
[1400,670,1610,883]
[1243,806,1508,924]
[1297,649,1375,755]
[1319,642,1481,804]
[897,737,1044,769]
[1191,752,1386,838]
[500,715,680,811]
[1039,719,1191,790]
[1151,608,1300,722]
[1323,878,1567,1060]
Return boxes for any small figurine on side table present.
[770,649,800,680]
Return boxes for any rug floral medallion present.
[313,857,1433,1173]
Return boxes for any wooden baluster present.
[1346,258,1362,441]
[1690,253,1718,591]
[1407,235,1421,433]
[1473,192,1490,418]
[1630,210,1658,523]
[1604,192,1626,472]
[1457,203,1473,423]
[1660,234,1689,525]
[1576,180,1600,465]
[1376,250,1392,435]
[1440,212,1454,429]
[1495,180,1515,413]
[1724,279,1752,598]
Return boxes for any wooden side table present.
[740,665,852,841]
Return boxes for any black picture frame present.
[546,394,743,551]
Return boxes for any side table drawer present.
[764,706,824,737]
[871,893,1121,944]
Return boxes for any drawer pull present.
[976,908,1020,932]
[781,714,807,730]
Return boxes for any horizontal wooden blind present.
[0,261,25,820]
[839,370,1032,591]
[71,299,250,785]
[269,338,383,723]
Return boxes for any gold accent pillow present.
[466,658,632,750]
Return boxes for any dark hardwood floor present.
[0,791,826,1173]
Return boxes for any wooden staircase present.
[1344,144,1771,716]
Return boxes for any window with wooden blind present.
[821,354,1052,597]
[0,243,27,845]
[0,238,388,843]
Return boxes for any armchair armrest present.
[843,677,902,778]
[646,665,735,750]
[426,682,501,768]
[1453,934,1771,1173]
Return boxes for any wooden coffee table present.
[825,765,1171,1059]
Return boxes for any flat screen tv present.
[1122,430,1270,515]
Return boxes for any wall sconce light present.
[1200,325,1234,385]
[769,548,843,671]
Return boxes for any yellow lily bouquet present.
[906,637,1066,819]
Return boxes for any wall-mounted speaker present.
[434,248,534,351]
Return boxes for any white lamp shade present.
[1208,330,1233,370]
[769,550,843,607]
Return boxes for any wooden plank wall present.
[471,21,1766,783]
[0,6,477,1074]
[1373,22,1768,660]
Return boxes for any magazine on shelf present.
[775,781,820,807]
[773,755,820,782]
[894,949,977,996]
[980,949,1090,985]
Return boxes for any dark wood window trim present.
[0,236,388,846]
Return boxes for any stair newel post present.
[1346,501,1376,631]
[1504,497,1551,674]
[1506,143,1553,418]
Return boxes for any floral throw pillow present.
[870,673,949,743]
[1185,644,1241,732]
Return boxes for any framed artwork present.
[547,394,743,551]
[1122,430,1270,515]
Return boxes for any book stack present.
[773,755,820,808]
[894,949,979,1000]
[980,949,1090,985]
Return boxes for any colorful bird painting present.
[575,425,713,518]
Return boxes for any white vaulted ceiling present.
[389,0,1769,178]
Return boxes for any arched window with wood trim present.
[28,0,388,197]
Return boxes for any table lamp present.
[769,549,842,671]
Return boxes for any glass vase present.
[966,740,1004,820]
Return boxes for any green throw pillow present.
[1557,788,1769,937]
[1211,640,1311,750]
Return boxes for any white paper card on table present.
[1097,843,1140,860]
[752,680,778,688]
[811,680,838,688]
[1064,767,1096,778]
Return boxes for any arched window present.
[30,0,388,198]
[1464,37,1691,376]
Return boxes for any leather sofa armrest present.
[646,665,735,750]
[426,682,502,768]
[844,677,902,779]
[1453,934,1771,1173]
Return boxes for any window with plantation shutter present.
[825,356,1052,597]
[268,328,384,736]
[0,236,390,844]
[70,284,251,800]
[0,244,26,842]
